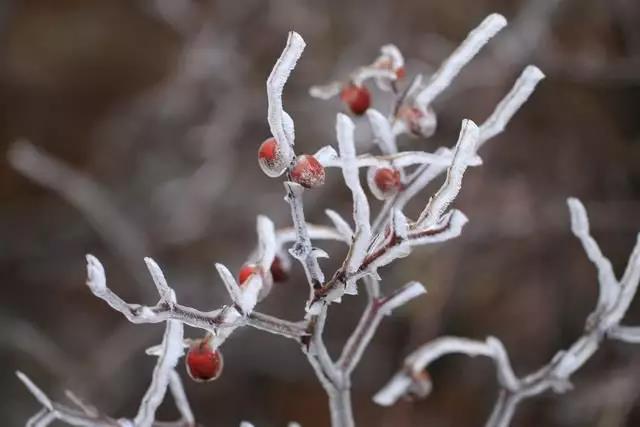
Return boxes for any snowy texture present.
[266,31,306,174]
[15,14,555,427]
[376,199,640,427]
[414,13,507,108]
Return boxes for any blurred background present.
[1,0,640,425]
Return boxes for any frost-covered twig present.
[18,316,188,427]
[318,147,482,170]
[375,198,640,427]
[285,181,327,309]
[266,31,306,172]
[133,317,184,427]
[338,281,426,376]
[333,114,372,295]
[84,221,305,343]
[477,65,545,145]
[16,15,549,427]
[372,65,544,233]
[311,119,478,310]
[414,14,507,108]
[415,119,478,228]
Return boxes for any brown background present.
[1,0,640,426]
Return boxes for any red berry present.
[340,83,371,115]
[238,264,259,285]
[258,137,287,177]
[270,256,289,282]
[374,167,401,193]
[290,154,325,188]
[395,67,406,80]
[368,167,402,200]
[185,340,223,382]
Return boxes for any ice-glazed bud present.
[270,256,289,283]
[397,105,437,138]
[368,167,402,200]
[291,154,325,188]
[185,340,223,382]
[258,137,288,177]
[403,369,432,401]
[340,83,371,115]
[238,264,259,285]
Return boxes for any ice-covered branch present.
[376,198,640,427]
[318,148,482,170]
[336,113,372,281]
[608,325,640,343]
[133,319,184,427]
[18,370,118,427]
[85,253,304,342]
[373,336,517,406]
[307,114,376,313]
[373,65,544,233]
[366,109,398,155]
[266,31,306,173]
[309,43,404,101]
[16,14,553,427]
[415,119,478,228]
[338,281,426,376]
[285,181,327,309]
[415,14,507,108]
[18,318,188,427]
[478,66,545,145]
[567,198,618,313]
[167,371,195,426]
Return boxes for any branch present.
[134,318,184,427]
[266,31,306,172]
[372,65,544,233]
[478,66,545,145]
[335,114,372,287]
[415,14,507,108]
[415,119,479,228]
[318,147,482,170]
[17,315,188,427]
[85,254,305,342]
[375,198,640,427]
[338,281,426,376]
[567,198,618,313]
[285,181,327,311]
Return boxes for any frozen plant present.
[16,12,570,427]
[375,199,640,427]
